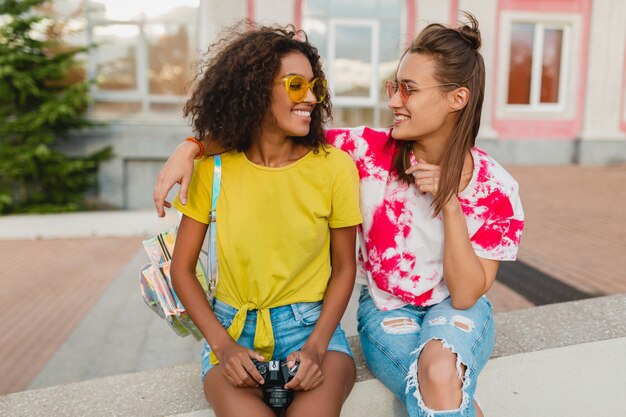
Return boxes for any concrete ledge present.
[476,138,626,165]
[2,294,625,417]
[576,138,626,165]
[0,210,178,240]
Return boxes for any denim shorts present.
[201,298,353,380]
[356,286,494,417]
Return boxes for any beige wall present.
[580,0,626,141]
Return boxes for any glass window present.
[92,101,142,118]
[146,24,196,96]
[379,21,402,100]
[507,23,533,105]
[330,0,376,18]
[540,29,563,104]
[150,102,185,115]
[377,0,403,19]
[86,0,199,119]
[304,0,402,127]
[86,0,199,21]
[306,0,329,15]
[306,20,328,58]
[333,107,374,127]
[506,22,565,107]
[92,25,139,92]
[333,25,373,98]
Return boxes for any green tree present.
[0,0,112,213]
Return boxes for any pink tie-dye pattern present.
[459,152,522,252]
[324,129,523,310]
[472,217,524,251]
[391,286,435,306]
[367,198,418,290]
[460,189,512,222]
[326,128,392,181]
[367,207,400,289]
[326,129,357,154]
[459,154,499,217]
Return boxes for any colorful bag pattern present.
[139,154,222,340]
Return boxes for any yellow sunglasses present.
[275,75,327,103]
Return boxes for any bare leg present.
[417,340,463,410]
[475,399,484,417]
[204,365,275,417]
[286,352,356,417]
[416,341,486,415]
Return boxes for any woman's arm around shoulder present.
[153,137,228,217]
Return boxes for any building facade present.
[52,0,626,208]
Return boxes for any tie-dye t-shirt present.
[326,126,524,311]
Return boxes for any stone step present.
[3,295,625,417]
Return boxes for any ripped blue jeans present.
[356,286,494,417]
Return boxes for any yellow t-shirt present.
[173,145,361,362]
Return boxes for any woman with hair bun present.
[159,13,523,417]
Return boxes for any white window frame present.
[496,11,582,121]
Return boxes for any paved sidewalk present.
[507,164,626,295]
[0,210,179,395]
[0,237,143,394]
[1,164,625,395]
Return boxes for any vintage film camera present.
[253,360,299,415]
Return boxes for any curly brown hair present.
[184,22,332,152]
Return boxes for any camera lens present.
[264,387,293,411]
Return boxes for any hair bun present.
[457,13,482,51]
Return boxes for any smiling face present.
[388,52,458,143]
[265,52,318,139]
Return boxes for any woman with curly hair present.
[162,14,524,417]
[169,23,361,417]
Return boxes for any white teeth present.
[394,115,410,121]
[293,110,311,117]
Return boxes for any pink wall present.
[449,0,459,26]
[621,40,626,134]
[500,0,587,13]
[247,0,255,23]
[493,0,591,140]
[293,0,303,31]
[406,0,416,45]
